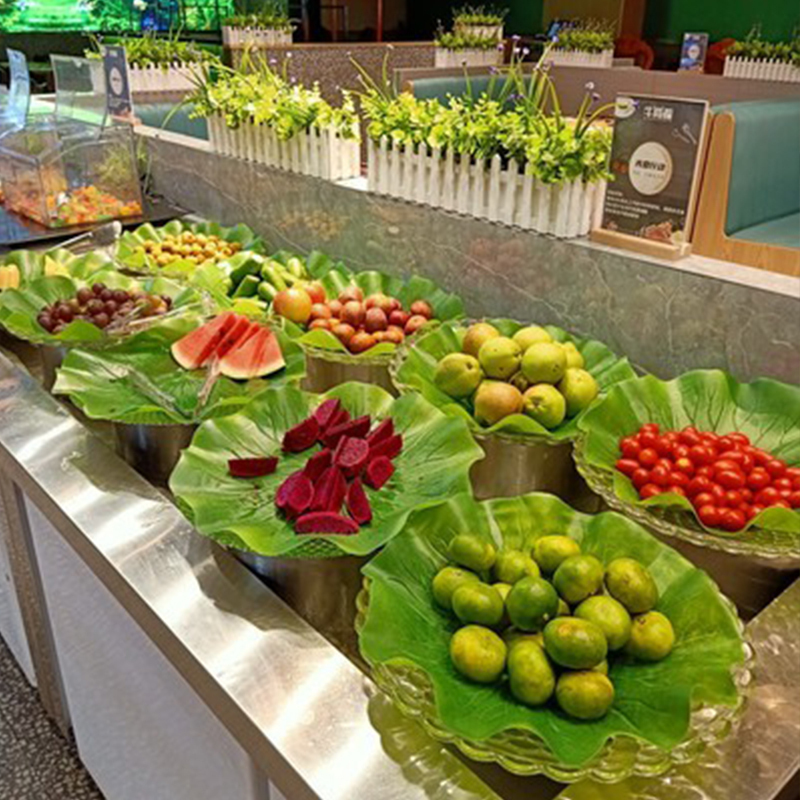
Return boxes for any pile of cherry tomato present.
[615,423,800,532]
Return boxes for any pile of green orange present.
[433,534,675,720]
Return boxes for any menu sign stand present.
[591,95,710,261]
[679,33,709,73]
[102,45,135,124]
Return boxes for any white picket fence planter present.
[453,22,504,41]
[723,56,800,83]
[207,114,360,181]
[222,26,292,47]
[127,64,200,93]
[434,47,503,68]
[548,49,614,69]
[366,138,605,239]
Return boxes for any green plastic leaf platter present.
[357,492,751,782]
[0,274,197,347]
[169,382,484,558]
[391,318,637,443]
[115,218,267,278]
[576,370,800,561]
[0,247,116,291]
[283,251,466,361]
[52,315,306,426]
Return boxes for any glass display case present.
[0,120,143,228]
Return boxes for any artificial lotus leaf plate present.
[576,370,800,558]
[0,274,197,346]
[52,315,305,426]
[391,318,636,442]
[358,492,749,780]
[0,247,115,291]
[283,251,466,359]
[169,382,484,557]
[115,218,267,277]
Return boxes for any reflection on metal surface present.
[40,344,66,391]
[113,422,196,485]
[0,350,501,800]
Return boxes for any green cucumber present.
[232,274,260,298]
[229,254,262,286]
[257,280,278,302]
[261,262,287,291]
[285,256,306,278]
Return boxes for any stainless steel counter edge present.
[0,352,501,800]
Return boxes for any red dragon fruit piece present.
[228,456,278,478]
[276,471,308,510]
[303,448,332,482]
[295,512,359,535]
[283,416,321,453]
[364,456,395,490]
[369,433,403,461]
[346,478,372,526]
[326,405,351,431]
[366,418,394,446]
[311,466,347,513]
[313,398,342,433]
[322,415,371,448]
[284,475,315,520]
[335,437,370,478]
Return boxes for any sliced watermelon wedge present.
[214,317,258,361]
[219,328,286,380]
[171,312,237,370]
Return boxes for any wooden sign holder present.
[590,229,692,260]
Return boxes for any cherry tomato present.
[679,428,701,447]
[772,499,791,509]
[631,468,651,490]
[717,435,736,452]
[755,487,780,506]
[656,458,674,472]
[749,504,765,518]
[752,449,772,467]
[672,444,691,460]
[638,448,658,468]
[746,469,771,491]
[719,508,746,532]
[640,423,660,435]
[654,437,674,457]
[738,502,752,517]
[741,488,754,503]
[696,465,715,479]
[650,465,672,487]
[772,477,793,492]
[724,489,743,507]
[687,476,713,497]
[785,467,800,481]
[697,505,721,528]
[789,491,800,509]
[663,431,681,446]
[728,432,750,447]
[717,470,745,490]
[616,459,640,477]
[669,471,690,488]
[667,485,687,497]
[794,477,800,491]
[692,491,715,509]
[674,457,695,476]
[766,460,787,478]
[640,483,662,499]
[714,459,742,475]
[640,430,660,449]
[710,484,727,505]
[720,450,753,473]
[780,489,792,501]
[620,437,641,459]
[745,505,760,521]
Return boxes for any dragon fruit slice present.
[346,478,372,526]
[322,415,371,448]
[367,418,394,446]
[228,456,279,478]
[283,416,321,453]
[284,475,314,520]
[276,471,308,510]
[369,433,403,461]
[364,456,395,490]
[311,466,347,513]
[295,512,359,535]
[313,398,342,432]
[335,437,370,478]
[303,448,332,482]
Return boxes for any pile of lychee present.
[273,283,436,355]
[434,322,600,429]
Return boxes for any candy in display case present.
[0,120,143,228]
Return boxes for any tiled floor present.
[0,635,104,799]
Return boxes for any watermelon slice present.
[219,328,286,380]
[171,312,237,369]
[295,512,359,535]
[213,317,258,361]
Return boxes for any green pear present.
[562,341,585,370]
[474,381,523,426]
[462,322,500,358]
[434,353,483,399]
[513,325,552,352]
[478,337,522,380]
[523,384,567,429]
[558,368,599,416]
[521,342,567,385]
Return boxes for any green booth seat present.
[717,99,800,250]
[136,101,208,140]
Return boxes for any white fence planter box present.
[207,114,361,181]
[434,48,503,68]
[723,56,800,83]
[128,64,200,94]
[366,138,605,239]
[548,49,614,69]
[453,22,504,41]
[222,26,292,47]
